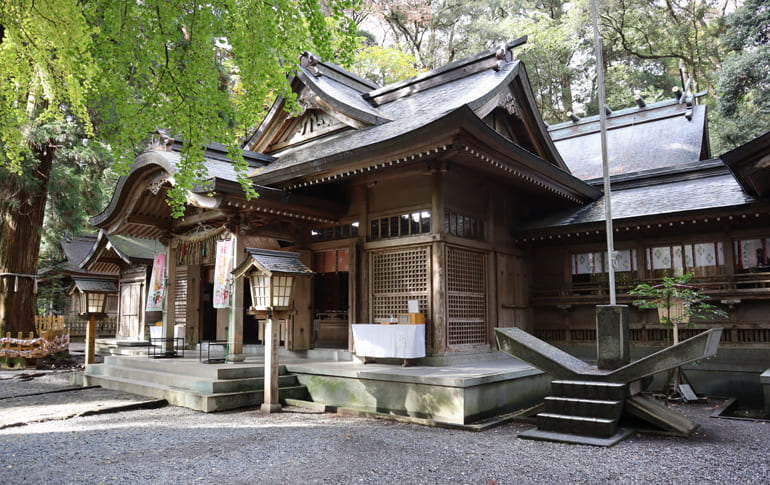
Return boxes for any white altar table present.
[149,324,185,341]
[351,324,425,359]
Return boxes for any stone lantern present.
[232,248,312,413]
[68,278,117,365]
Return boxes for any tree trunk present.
[0,145,54,336]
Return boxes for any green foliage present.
[352,43,419,85]
[711,0,770,154]
[1,0,359,218]
[629,273,727,328]
[0,0,97,172]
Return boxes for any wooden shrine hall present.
[84,38,770,420]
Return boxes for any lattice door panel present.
[446,247,486,345]
[371,246,430,319]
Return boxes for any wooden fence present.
[35,314,117,338]
[1,331,69,358]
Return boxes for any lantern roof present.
[232,248,313,280]
[67,277,118,296]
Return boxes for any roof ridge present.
[549,92,707,133]
[362,36,528,106]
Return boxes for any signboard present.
[213,238,234,308]
[146,253,166,312]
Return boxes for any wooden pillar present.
[487,249,497,347]
[347,240,358,351]
[85,314,96,365]
[186,265,202,346]
[162,243,176,354]
[360,185,370,327]
[261,309,281,413]
[228,233,245,359]
[430,171,445,353]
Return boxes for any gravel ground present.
[0,373,768,484]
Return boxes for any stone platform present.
[84,351,550,425]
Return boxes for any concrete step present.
[84,373,309,412]
[88,363,299,394]
[551,380,628,401]
[537,412,619,438]
[543,396,624,419]
[98,346,153,357]
[287,348,353,362]
[100,355,286,380]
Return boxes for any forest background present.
[0,0,768,333]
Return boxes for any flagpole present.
[591,0,617,305]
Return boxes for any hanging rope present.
[171,225,228,244]
[171,225,231,266]
[0,272,38,293]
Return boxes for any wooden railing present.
[35,315,66,339]
[534,323,770,348]
[35,314,117,338]
[532,271,770,306]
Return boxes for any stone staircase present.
[84,356,310,412]
[522,380,631,445]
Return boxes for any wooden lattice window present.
[370,211,431,241]
[444,210,484,240]
[311,222,360,242]
[446,247,486,346]
[371,247,430,319]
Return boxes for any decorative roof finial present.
[300,51,322,77]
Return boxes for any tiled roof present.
[247,37,571,186]
[69,277,118,294]
[108,234,157,262]
[233,248,313,278]
[251,61,526,182]
[60,236,98,271]
[521,173,757,230]
[549,100,708,180]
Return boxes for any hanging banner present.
[146,253,166,312]
[213,238,234,308]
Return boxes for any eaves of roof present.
[721,130,770,197]
[249,104,598,202]
[517,172,758,234]
[249,60,568,186]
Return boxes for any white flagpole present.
[591,0,617,305]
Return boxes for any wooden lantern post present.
[232,249,313,414]
[68,278,116,365]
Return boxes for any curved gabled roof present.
[89,150,180,232]
[80,230,156,274]
[295,67,391,126]
[247,44,570,187]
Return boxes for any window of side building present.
[571,249,637,287]
[645,242,725,278]
[734,238,770,272]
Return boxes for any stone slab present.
[607,328,723,383]
[495,327,595,379]
[519,427,633,447]
[0,387,165,429]
[596,305,630,370]
[624,394,697,436]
